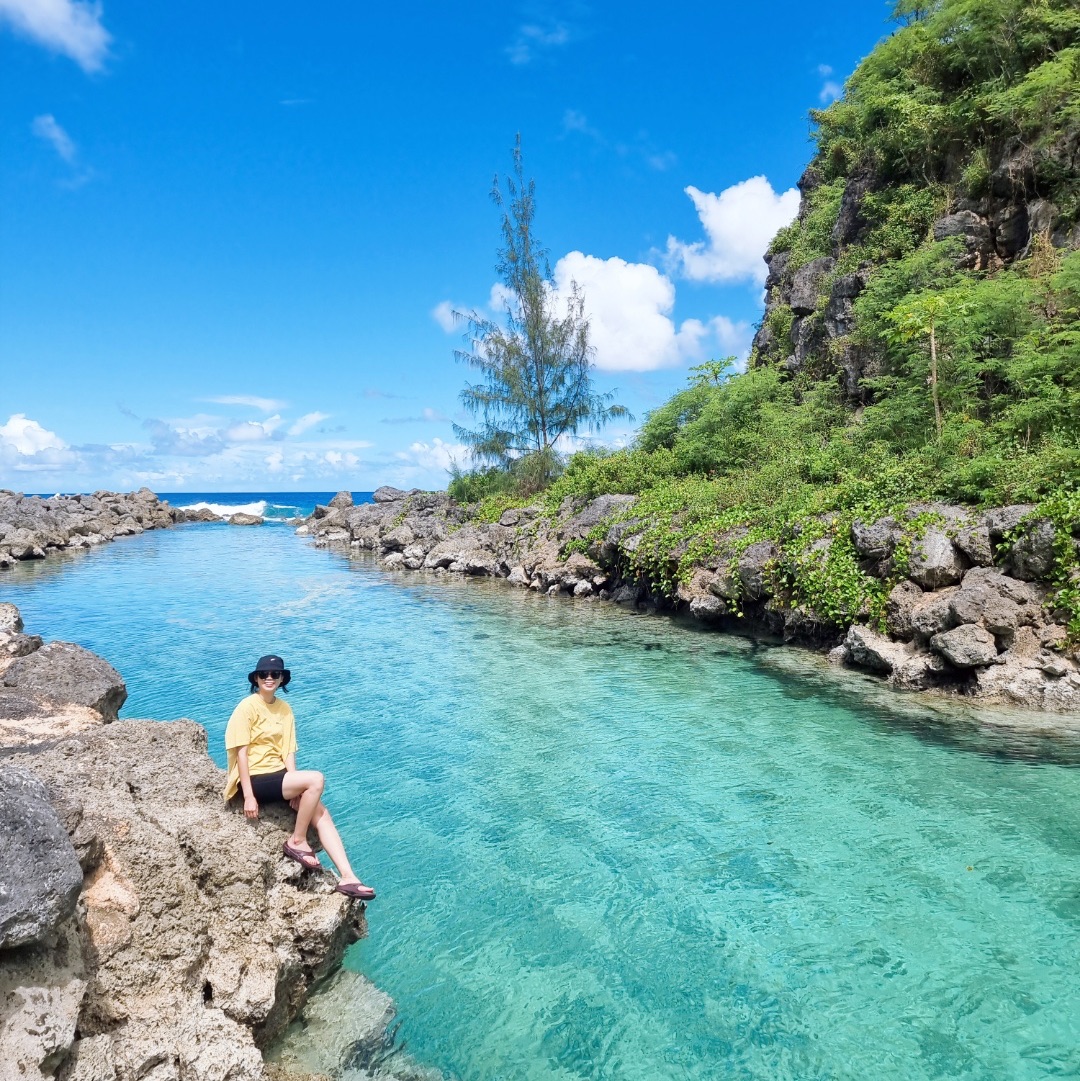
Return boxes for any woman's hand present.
[244,795,260,820]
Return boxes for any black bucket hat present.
[248,654,292,690]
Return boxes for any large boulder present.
[372,486,410,503]
[1008,518,1057,581]
[0,603,24,634]
[983,504,1036,542]
[884,580,923,640]
[843,624,908,674]
[228,512,263,526]
[851,516,902,562]
[559,495,637,541]
[930,624,999,668]
[907,529,966,589]
[2,642,127,722]
[736,541,779,601]
[0,765,83,949]
[910,589,959,644]
[327,490,354,509]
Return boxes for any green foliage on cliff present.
[462,1,1080,632]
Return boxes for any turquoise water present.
[4,524,1080,1080]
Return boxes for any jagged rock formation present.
[0,489,177,570]
[303,490,1080,714]
[0,609,366,1080]
[751,76,1080,402]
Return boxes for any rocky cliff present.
[0,607,366,1081]
[0,489,178,570]
[303,488,1080,715]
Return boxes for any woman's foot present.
[335,879,376,901]
[282,839,320,871]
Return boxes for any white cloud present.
[203,395,287,412]
[395,437,470,473]
[0,0,111,73]
[0,413,66,454]
[550,251,751,372]
[288,411,330,437]
[223,415,283,442]
[817,64,843,103]
[0,414,77,473]
[31,114,76,162]
[381,407,451,425]
[431,301,459,333]
[506,21,570,65]
[265,451,284,473]
[665,177,800,286]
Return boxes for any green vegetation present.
[451,138,629,499]
[451,2,1080,635]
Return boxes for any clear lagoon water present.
[3,516,1080,1080]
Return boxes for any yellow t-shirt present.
[223,694,298,802]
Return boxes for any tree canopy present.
[452,138,628,494]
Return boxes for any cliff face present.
[750,0,1080,402]
[752,135,1080,403]
[0,611,365,1081]
[302,489,1080,717]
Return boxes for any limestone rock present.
[372,486,409,503]
[228,512,264,526]
[909,589,958,644]
[5,719,366,1079]
[327,490,354,509]
[789,257,834,315]
[844,624,907,674]
[1008,518,1057,581]
[933,210,992,267]
[178,506,223,523]
[953,524,992,566]
[907,529,966,590]
[0,917,86,1080]
[884,580,923,640]
[2,642,127,722]
[930,623,999,668]
[0,766,83,949]
[736,541,778,601]
[851,516,902,562]
[983,504,1036,542]
[610,583,641,606]
[0,602,24,633]
[380,525,415,552]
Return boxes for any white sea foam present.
[179,500,268,517]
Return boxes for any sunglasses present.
[256,670,284,681]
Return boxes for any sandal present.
[335,881,376,901]
[282,841,321,871]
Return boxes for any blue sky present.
[1,0,896,493]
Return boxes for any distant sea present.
[157,491,376,521]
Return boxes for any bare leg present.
[282,771,324,852]
[308,803,362,885]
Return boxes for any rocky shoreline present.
[0,605,370,1081]
[301,487,1080,715]
[0,489,179,570]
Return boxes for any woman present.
[223,653,375,901]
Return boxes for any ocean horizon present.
[25,490,380,521]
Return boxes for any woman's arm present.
[285,752,297,772]
[238,746,259,819]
